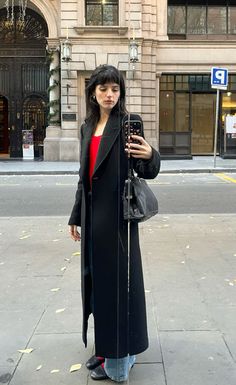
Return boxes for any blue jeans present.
[104,355,136,382]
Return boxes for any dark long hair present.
[85,65,127,127]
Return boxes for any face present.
[93,82,120,113]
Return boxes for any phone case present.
[123,120,143,144]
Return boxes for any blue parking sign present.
[211,67,228,90]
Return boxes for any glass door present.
[191,93,216,154]
[23,96,47,158]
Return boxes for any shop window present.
[176,75,189,90]
[176,93,189,132]
[85,0,118,26]
[160,91,175,132]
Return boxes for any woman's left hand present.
[125,135,152,160]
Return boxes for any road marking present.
[0,184,20,186]
[56,183,74,186]
[214,173,236,184]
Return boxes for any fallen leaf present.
[70,363,82,372]
[51,288,60,292]
[19,235,31,240]
[18,348,34,354]
[36,365,42,371]
[50,369,60,373]
[72,251,80,256]
[56,308,65,313]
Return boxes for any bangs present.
[95,68,122,86]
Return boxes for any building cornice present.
[74,26,128,36]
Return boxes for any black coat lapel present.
[80,122,93,181]
[93,111,123,176]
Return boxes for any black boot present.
[86,355,105,370]
[90,365,109,381]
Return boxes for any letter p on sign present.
[211,67,228,90]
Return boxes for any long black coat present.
[69,110,161,358]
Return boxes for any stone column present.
[44,46,61,161]
[156,0,168,40]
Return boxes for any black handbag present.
[123,174,158,223]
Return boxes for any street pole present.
[214,89,220,168]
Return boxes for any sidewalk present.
[0,214,236,384]
[0,156,236,175]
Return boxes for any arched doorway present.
[0,6,49,158]
[0,95,9,155]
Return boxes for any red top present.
[89,135,102,186]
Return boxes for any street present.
[0,172,236,385]
[0,173,236,216]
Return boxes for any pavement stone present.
[0,309,43,367]
[1,214,236,384]
[159,331,236,385]
[9,333,93,385]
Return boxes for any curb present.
[0,168,236,176]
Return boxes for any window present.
[228,6,236,33]
[86,0,118,26]
[168,6,186,34]
[187,6,206,34]
[168,2,236,36]
[208,6,227,34]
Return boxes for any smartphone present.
[123,119,143,144]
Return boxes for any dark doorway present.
[0,6,48,158]
[0,96,9,154]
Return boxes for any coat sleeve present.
[129,114,161,179]
[68,124,84,226]
[133,148,161,179]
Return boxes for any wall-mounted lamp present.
[61,38,72,62]
[129,39,138,78]
[129,39,138,64]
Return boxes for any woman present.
[68,64,160,382]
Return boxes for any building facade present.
[0,0,236,160]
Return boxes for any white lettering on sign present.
[215,70,226,85]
